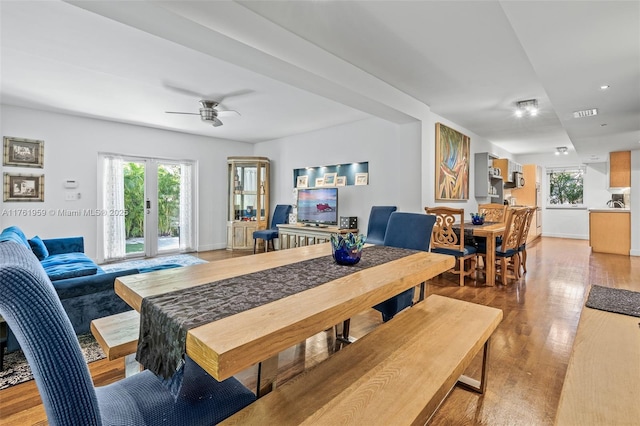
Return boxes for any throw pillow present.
[29,236,49,260]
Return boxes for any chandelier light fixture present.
[555,146,569,155]
[515,99,539,117]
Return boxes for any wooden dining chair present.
[424,207,477,287]
[478,203,507,223]
[478,207,529,285]
[516,207,536,277]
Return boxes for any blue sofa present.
[0,226,138,352]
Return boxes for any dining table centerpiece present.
[470,212,486,225]
[330,233,366,265]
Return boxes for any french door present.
[100,154,196,262]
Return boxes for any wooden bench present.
[90,310,140,376]
[554,306,640,424]
[221,294,503,425]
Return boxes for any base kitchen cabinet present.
[589,209,630,255]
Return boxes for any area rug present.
[100,254,207,273]
[585,285,640,318]
[0,333,105,390]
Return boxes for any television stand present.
[277,224,358,250]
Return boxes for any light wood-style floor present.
[1,237,638,425]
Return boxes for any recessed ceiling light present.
[555,147,569,155]
[600,85,610,90]
[573,108,598,118]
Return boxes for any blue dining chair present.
[253,204,292,253]
[0,241,256,426]
[373,212,437,322]
[365,206,397,245]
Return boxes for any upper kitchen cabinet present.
[493,158,523,187]
[608,151,631,188]
[474,152,504,203]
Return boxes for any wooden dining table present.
[454,221,505,286]
[115,243,455,396]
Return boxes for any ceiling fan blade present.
[215,89,255,104]
[162,82,204,98]
[212,117,223,127]
[217,110,241,117]
[165,111,199,115]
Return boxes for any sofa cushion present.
[29,236,50,260]
[41,252,98,281]
[0,226,30,249]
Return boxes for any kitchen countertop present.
[588,208,630,213]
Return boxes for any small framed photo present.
[296,175,308,188]
[315,177,324,187]
[4,173,45,202]
[335,176,346,186]
[3,137,44,168]
[323,172,337,186]
[355,172,369,185]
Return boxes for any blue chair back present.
[374,212,436,322]
[366,206,397,245]
[383,212,435,251]
[270,204,292,229]
[0,241,102,424]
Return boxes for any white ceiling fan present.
[165,99,240,127]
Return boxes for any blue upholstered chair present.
[365,206,397,245]
[0,241,255,426]
[253,204,292,254]
[372,212,437,322]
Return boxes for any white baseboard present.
[542,233,589,240]
[198,242,227,252]
[630,249,640,257]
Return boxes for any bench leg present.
[335,319,356,344]
[256,354,279,398]
[124,353,142,377]
[457,337,491,394]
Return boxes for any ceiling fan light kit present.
[166,99,240,127]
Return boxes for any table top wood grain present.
[115,244,455,381]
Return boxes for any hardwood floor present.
[1,237,638,425]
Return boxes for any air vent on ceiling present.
[573,108,598,118]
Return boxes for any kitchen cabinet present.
[474,152,503,203]
[511,164,542,243]
[492,158,522,184]
[227,156,270,250]
[589,210,630,255]
[608,151,631,188]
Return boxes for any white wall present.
[0,105,252,258]
[254,117,423,234]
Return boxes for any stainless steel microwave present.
[513,172,524,188]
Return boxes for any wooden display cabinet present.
[227,157,270,250]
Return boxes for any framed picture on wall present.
[296,175,308,188]
[323,172,337,186]
[355,172,368,185]
[335,176,346,186]
[435,123,470,200]
[315,177,324,187]
[3,137,44,168]
[4,173,45,202]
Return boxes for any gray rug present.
[585,285,640,318]
[0,333,105,390]
[100,254,207,273]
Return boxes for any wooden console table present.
[277,224,358,250]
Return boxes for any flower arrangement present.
[330,233,366,265]
[470,212,486,225]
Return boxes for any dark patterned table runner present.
[136,245,417,380]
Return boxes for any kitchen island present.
[588,208,630,255]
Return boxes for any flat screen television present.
[297,187,338,226]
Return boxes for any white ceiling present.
[1,1,638,163]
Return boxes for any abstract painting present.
[435,123,470,200]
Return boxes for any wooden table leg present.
[485,235,496,286]
[256,354,279,397]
